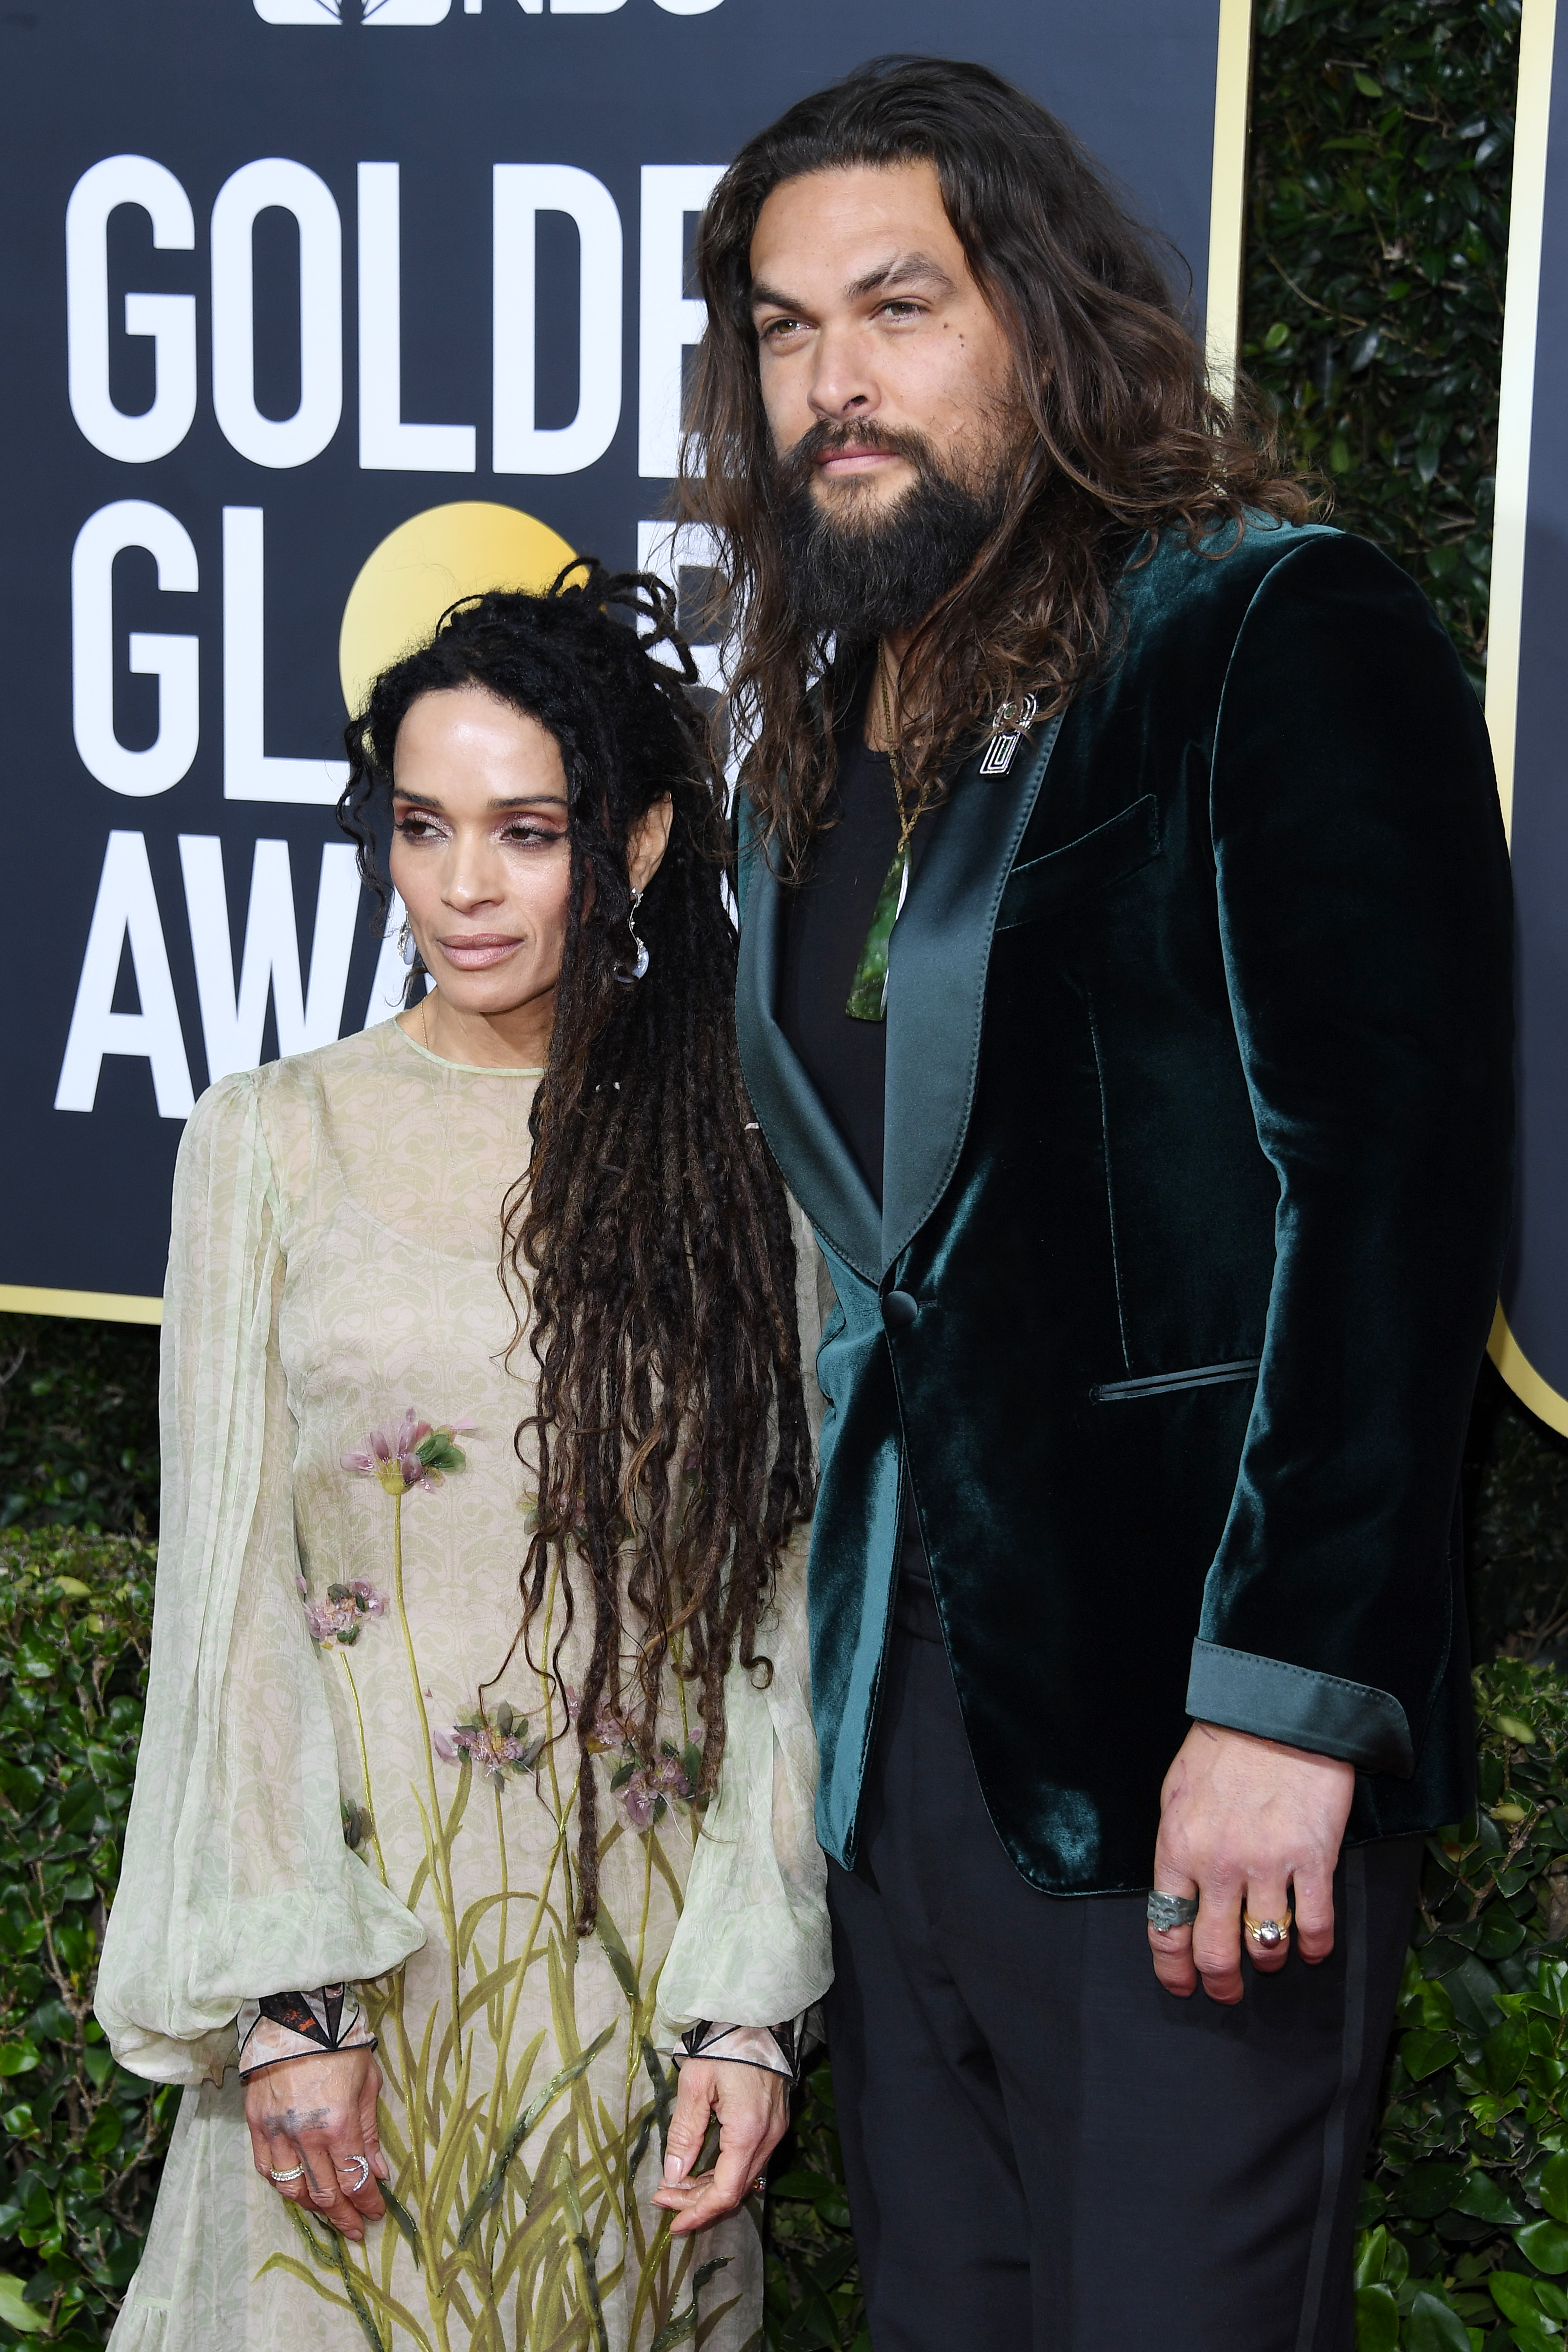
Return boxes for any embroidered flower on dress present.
[342,1409,475,1498]
[611,1740,702,1831]
[433,1699,544,1786]
[298,1574,390,1648]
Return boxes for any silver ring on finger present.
[1146,1890,1199,1934]
[339,2154,371,2193]
[269,2164,306,2184]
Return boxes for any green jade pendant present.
[845,841,912,1021]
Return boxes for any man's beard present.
[773,420,1013,642]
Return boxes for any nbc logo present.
[256,0,720,19]
[255,0,456,20]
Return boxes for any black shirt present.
[776,678,936,1594]
[776,680,931,1208]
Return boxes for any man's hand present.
[244,2046,388,2241]
[1149,1720,1355,2004]
[649,2058,790,2236]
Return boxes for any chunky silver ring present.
[269,2164,306,2184]
[1146,1889,1200,1933]
[339,2154,371,2192]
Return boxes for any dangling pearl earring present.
[615,888,650,986]
[397,917,416,968]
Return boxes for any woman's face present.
[388,683,669,1045]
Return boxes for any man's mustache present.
[773,418,940,501]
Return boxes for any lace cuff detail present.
[236,1984,377,2079]
[676,2016,804,2082]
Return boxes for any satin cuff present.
[1187,1639,1414,1777]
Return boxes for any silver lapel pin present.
[978,693,1040,776]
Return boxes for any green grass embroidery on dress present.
[274,1413,752,2352]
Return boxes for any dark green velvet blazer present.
[735,518,1514,1895]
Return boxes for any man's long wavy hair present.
[680,56,1311,879]
[338,568,812,1929]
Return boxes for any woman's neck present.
[397,987,552,1070]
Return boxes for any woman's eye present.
[394,812,442,841]
[503,823,567,849]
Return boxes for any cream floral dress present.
[94,1018,831,2352]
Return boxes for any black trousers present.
[823,1584,1422,2352]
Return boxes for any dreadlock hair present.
[679,55,1313,880]
[338,563,813,1930]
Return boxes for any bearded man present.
[669,56,1513,2349]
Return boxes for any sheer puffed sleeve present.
[653,1201,832,2045]
[94,1074,425,2086]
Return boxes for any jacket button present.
[882,1289,919,1331]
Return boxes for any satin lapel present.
[882,715,1063,1274]
[734,836,884,1285]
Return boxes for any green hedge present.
[0,1535,167,2348]
[1244,0,1520,686]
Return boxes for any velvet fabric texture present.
[735,520,1514,1895]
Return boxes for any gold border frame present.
[1485,0,1565,1430]
[0,1283,161,1325]
[5,3,1262,1332]
[1206,0,1257,396]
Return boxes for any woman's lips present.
[435,934,523,971]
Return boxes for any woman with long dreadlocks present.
[96,567,829,2352]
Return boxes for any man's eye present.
[761,317,804,342]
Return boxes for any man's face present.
[748,160,1020,636]
[749,159,1015,521]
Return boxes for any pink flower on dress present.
[341,1409,474,1498]
[614,1742,698,1831]
[299,1576,391,1649]
[433,1700,543,1787]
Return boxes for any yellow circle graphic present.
[339,501,579,717]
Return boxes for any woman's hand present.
[244,2047,388,2240]
[650,2058,790,2236]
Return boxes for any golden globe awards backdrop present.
[1487,0,1568,1433]
[0,0,1251,1318]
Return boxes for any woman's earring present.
[615,888,650,986]
[397,916,416,968]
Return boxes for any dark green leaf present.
[1405,2290,1474,2351]
[1354,2283,1399,2351]
[1518,2219,1568,2275]
[1489,2269,1544,2322]
[1452,2169,1525,2225]
[1397,2160,1468,2219]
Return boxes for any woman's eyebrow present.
[391,792,568,812]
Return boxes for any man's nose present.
[807,321,878,423]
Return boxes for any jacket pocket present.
[996,794,1162,932]
[1092,1357,1260,1402]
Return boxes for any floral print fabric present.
[95,1020,831,2352]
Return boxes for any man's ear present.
[628,795,675,892]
